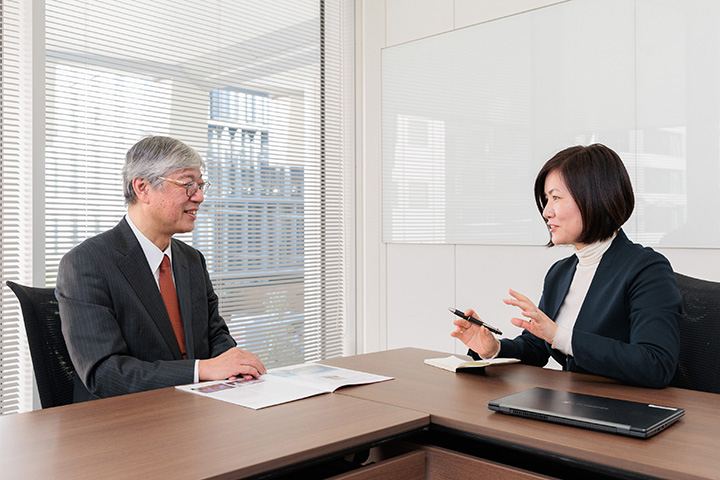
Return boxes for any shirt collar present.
[125,213,172,274]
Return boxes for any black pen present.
[448,307,503,335]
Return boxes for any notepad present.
[424,355,519,373]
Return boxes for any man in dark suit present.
[56,136,266,399]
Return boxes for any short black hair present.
[534,144,634,246]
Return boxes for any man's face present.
[147,168,205,239]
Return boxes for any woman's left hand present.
[503,289,558,344]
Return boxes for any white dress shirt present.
[125,214,200,382]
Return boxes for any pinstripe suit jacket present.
[56,218,236,399]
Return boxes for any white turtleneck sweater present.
[551,232,617,356]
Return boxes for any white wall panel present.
[382,0,720,248]
[357,0,387,353]
[386,243,456,351]
[455,244,567,363]
[454,0,567,28]
[386,0,454,46]
[659,248,720,283]
[358,0,720,361]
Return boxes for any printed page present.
[177,375,324,410]
[176,363,392,409]
[268,363,392,392]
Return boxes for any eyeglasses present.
[158,176,211,197]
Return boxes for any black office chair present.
[670,273,720,394]
[6,281,89,408]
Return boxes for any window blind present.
[0,0,34,414]
[43,1,352,372]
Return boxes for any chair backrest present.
[670,273,720,394]
[6,281,80,408]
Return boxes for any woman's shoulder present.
[610,230,672,267]
[544,230,672,279]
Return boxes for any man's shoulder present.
[170,237,201,256]
[170,238,206,267]
[61,221,130,261]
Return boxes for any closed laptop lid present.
[488,387,684,438]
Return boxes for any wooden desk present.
[2,349,716,479]
[0,384,428,480]
[323,348,719,480]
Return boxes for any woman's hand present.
[450,308,501,358]
[503,289,558,344]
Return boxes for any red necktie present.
[159,255,186,358]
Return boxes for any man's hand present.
[198,348,267,381]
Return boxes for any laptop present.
[488,387,684,438]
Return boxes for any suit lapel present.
[547,257,577,319]
[546,256,577,368]
[171,241,195,358]
[113,219,185,360]
[573,230,625,331]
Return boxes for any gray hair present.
[122,136,205,205]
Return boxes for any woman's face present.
[543,170,586,249]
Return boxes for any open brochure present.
[175,363,393,410]
[424,355,519,373]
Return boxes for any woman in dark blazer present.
[451,144,681,388]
